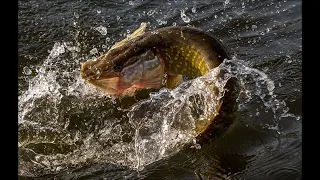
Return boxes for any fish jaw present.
[87,77,163,96]
[87,77,123,95]
[84,57,165,96]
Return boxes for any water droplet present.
[172,22,177,26]
[97,10,101,14]
[23,66,32,75]
[157,19,167,25]
[90,48,98,55]
[117,16,121,21]
[252,25,257,30]
[191,143,201,149]
[214,15,218,18]
[147,10,155,16]
[242,2,245,8]
[94,26,108,36]
[224,0,230,7]
[191,7,196,13]
[180,10,190,23]
[266,28,270,33]
[74,12,79,19]
[129,1,134,5]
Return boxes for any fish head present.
[81,48,165,96]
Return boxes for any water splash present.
[180,10,190,23]
[94,26,108,36]
[224,0,230,8]
[23,66,32,75]
[18,42,101,123]
[128,66,229,169]
[18,40,297,176]
[18,41,119,175]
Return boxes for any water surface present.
[18,0,301,179]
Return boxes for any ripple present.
[233,138,301,179]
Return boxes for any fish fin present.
[109,22,147,51]
[166,74,183,89]
[128,22,147,39]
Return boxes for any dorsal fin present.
[109,22,147,51]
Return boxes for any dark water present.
[18,0,301,179]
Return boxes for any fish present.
[80,23,231,96]
[80,24,238,137]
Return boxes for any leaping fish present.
[80,23,230,96]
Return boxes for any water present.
[18,0,301,179]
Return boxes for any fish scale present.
[161,45,209,77]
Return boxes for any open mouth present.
[87,76,162,96]
[87,77,121,95]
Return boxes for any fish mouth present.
[87,77,122,95]
[81,60,123,95]
[87,76,147,96]
[80,58,114,80]
[80,60,99,79]
[86,75,164,96]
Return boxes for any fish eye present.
[114,64,123,71]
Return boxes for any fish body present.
[151,26,230,77]
[81,24,230,96]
